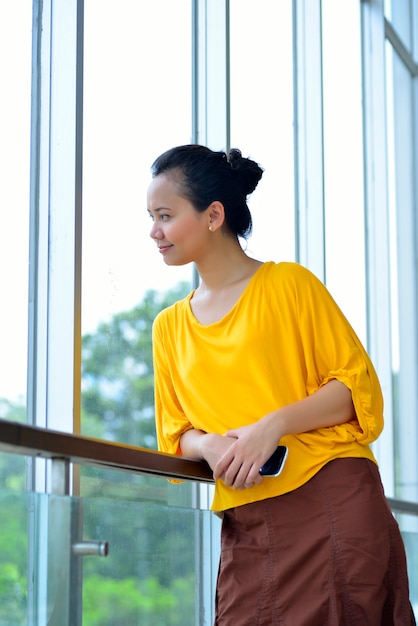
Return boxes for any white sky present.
[1,0,368,402]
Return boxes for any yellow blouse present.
[152,262,384,511]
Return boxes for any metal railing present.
[0,418,417,516]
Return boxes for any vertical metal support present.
[293,0,326,281]
[360,0,395,493]
[50,458,71,496]
[191,4,228,621]
[27,0,84,622]
[195,484,220,626]
[192,0,230,150]
[27,0,83,471]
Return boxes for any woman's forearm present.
[265,379,356,440]
[182,380,355,451]
[180,428,207,459]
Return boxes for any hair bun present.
[227,148,243,167]
[227,148,264,196]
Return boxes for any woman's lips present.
[158,244,173,254]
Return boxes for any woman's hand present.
[198,432,238,472]
[180,429,266,490]
[213,418,280,490]
[180,430,237,473]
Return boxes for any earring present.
[209,225,213,231]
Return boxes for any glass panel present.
[0,475,220,625]
[322,0,367,342]
[0,486,28,625]
[385,43,418,504]
[395,512,418,618]
[3,477,417,624]
[0,3,31,420]
[229,0,295,263]
[81,481,220,625]
[0,452,26,493]
[82,0,193,445]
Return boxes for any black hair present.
[150,144,264,239]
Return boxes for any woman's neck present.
[195,242,262,293]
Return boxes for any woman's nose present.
[149,222,161,240]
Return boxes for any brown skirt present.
[214,458,416,626]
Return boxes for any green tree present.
[0,562,26,624]
[0,400,27,624]
[83,574,195,626]
[0,491,28,625]
[81,282,190,448]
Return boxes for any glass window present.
[82,0,193,445]
[322,0,367,342]
[0,3,32,421]
[385,42,418,503]
[229,0,295,263]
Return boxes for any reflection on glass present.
[0,4,31,419]
[229,0,295,265]
[82,1,194,444]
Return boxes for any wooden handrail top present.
[0,418,214,483]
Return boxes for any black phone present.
[259,446,288,477]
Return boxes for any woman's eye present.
[147,211,170,221]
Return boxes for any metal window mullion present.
[28,0,83,496]
[27,0,52,494]
[46,0,82,446]
[193,0,230,150]
[293,0,325,281]
[27,1,84,624]
[390,46,418,506]
[361,0,395,494]
[413,0,418,61]
[191,4,229,623]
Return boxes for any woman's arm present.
[260,378,356,439]
[180,428,238,473]
[215,379,356,489]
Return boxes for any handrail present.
[0,418,417,515]
[0,418,214,483]
[386,498,418,516]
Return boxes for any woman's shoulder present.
[261,260,321,285]
[153,291,194,329]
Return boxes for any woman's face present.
[147,174,210,266]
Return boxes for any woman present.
[148,144,415,625]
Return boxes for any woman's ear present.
[207,201,225,232]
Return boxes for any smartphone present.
[259,446,288,477]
